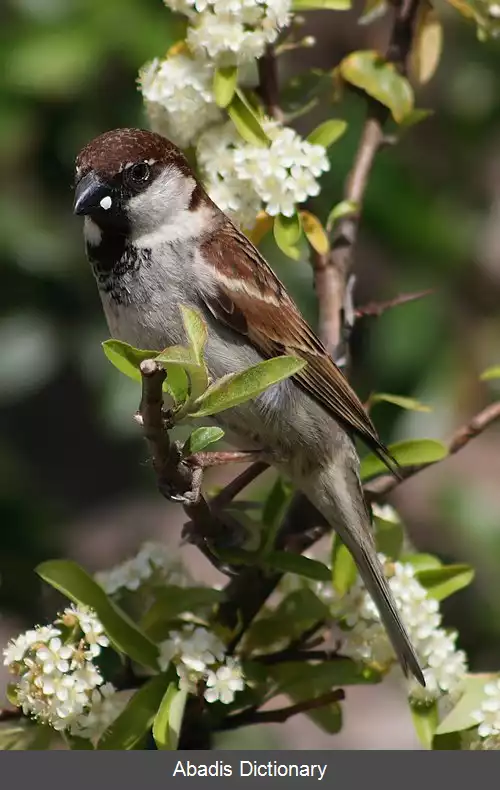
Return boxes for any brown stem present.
[366,401,500,500]
[311,0,421,358]
[0,708,22,723]
[212,461,269,509]
[355,289,435,319]
[257,45,283,122]
[219,689,345,731]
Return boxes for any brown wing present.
[200,223,395,469]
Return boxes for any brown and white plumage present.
[74,128,424,686]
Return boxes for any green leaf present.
[189,356,306,418]
[399,108,434,128]
[155,345,208,404]
[141,586,225,638]
[303,702,343,734]
[213,65,238,108]
[102,339,188,404]
[480,365,500,381]
[228,90,270,147]
[153,684,188,750]
[411,702,439,749]
[340,50,414,123]
[307,119,347,147]
[180,305,207,364]
[182,426,225,456]
[360,439,448,481]
[401,553,442,572]
[265,551,331,581]
[374,516,404,559]
[260,477,294,555]
[102,340,158,383]
[300,211,330,255]
[326,199,358,232]
[266,659,381,696]
[436,674,495,736]
[415,564,474,601]
[98,674,171,750]
[292,0,351,8]
[331,536,357,594]
[273,213,302,260]
[36,560,159,669]
[370,393,431,412]
[245,589,330,650]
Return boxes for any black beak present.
[73,171,112,216]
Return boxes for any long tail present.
[300,460,425,687]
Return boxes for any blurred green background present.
[2,0,500,749]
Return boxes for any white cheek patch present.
[100,195,112,211]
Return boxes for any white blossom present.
[3,607,111,733]
[316,555,467,703]
[196,120,329,226]
[70,684,127,741]
[471,679,500,738]
[95,541,189,597]
[139,54,222,148]
[158,625,225,674]
[204,657,245,704]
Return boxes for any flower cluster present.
[140,54,222,149]
[197,120,330,225]
[3,606,124,738]
[316,554,467,704]
[158,624,245,704]
[471,679,500,738]
[165,0,292,66]
[94,541,189,597]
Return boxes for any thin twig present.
[355,289,435,319]
[366,401,500,500]
[0,708,22,723]
[256,648,339,666]
[212,461,269,509]
[218,689,345,731]
[311,0,421,359]
[257,45,283,122]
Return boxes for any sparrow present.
[73,127,424,686]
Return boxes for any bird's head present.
[74,128,204,239]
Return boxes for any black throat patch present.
[86,230,151,305]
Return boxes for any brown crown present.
[75,128,190,180]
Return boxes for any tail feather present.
[301,460,425,687]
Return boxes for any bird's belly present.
[99,290,340,468]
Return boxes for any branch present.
[312,0,421,358]
[218,688,345,731]
[0,708,21,723]
[355,289,434,319]
[257,45,283,122]
[366,401,500,500]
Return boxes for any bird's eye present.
[128,162,151,185]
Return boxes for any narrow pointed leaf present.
[180,305,208,364]
[331,536,357,594]
[410,0,443,85]
[415,564,474,601]
[189,356,306,418]
[141,586,225,637]
[153,685,188,750]
[326,199,358,232]
[411,701,439,749]
[36,560,159,669]
[401,553,442,571]
[360,439,448,481]
[307,119,347,147]
[265,550,331,581]
[244,589,329,650]
[213,65,238,108]
[300,211,330,255]
[370,393,431,412]
[182,426,225,456]
[273,213,302,260]
[155,345,208,402]
[98,674,171,749]
[480,365,500,381]
[374,515,404,559]
[261,476,294,555]
[340,50,414,122]
[266,659,381,695]
[228,90,270,147]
